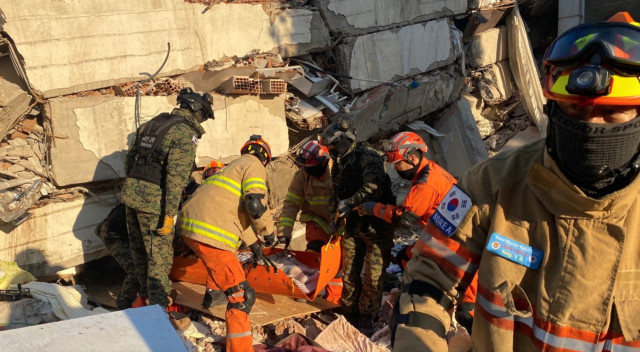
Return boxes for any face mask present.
[329,140,353,159]
[396,163,419,180]
[305,164,327,178]
[546,103,640,196]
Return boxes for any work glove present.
[397,210,421,229]
[337,199,351,217]
[273,235,291,251]
[249,242,277,273]
[157,215,177,236]
[328,220,337,235]
[454,302,475,334]
[357,201,377,216]
[263,233,276,247]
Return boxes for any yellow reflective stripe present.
[180,217,241,249]
[242,177,266,193]
[203,175,241,197]
[299,214,330,233]
[285,192,302,205]
[278,217,295,227]
[306,196,330,205]
[608,75,640,97]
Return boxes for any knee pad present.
[225,281,256,315]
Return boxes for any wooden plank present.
[172,281,339,326]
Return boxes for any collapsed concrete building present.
[0,0,552,282]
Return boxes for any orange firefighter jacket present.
[397,139,640,351]
[180,154,274,252]
[371,157,456,225]
[277,163,332,238]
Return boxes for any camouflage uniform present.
[121,108,205,307]
[331,142,395,321]
[96,203,142,309]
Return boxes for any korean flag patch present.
[429,184,472,237]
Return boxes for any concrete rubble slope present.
[0,305,187,352]
[45,94,288,187]
[335,18,459,92]
[0,78,31,141]
[314,0,467,36]
[0,0,331,98]
[0,192,117,278]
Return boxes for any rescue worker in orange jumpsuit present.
[393,13,640,351]
[276,140,343,304]
[180,135,276,352]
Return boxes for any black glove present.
[249,242,277,273]
[273,236,291,251]
[397,210,421,229]
[455,302,475,334]
[263,233,276,247]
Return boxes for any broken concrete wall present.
[465,26,509,67]
[46,94,288,187]
[315,0,467,36]
[0,1,331,98]
[343,65,465,141]
[335,19,458,92]
[478,60,515,105]
[0,192,116,278]
[0,78,31,141]
[432,99,488,178]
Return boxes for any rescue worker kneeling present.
[179,135,276,352]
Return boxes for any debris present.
[0,179,42,224]
[314,315,388,352]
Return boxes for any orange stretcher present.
[169,237,341,301]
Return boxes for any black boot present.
[358,313,375,337]
[202,288,227,308]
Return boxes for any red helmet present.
[202,160,225,179]
[296,140,329,167]
[240,135,272,164]
[384,132,427,163]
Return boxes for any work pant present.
[125,206,174,307]
[183,237,253,352]
[341,230,393,318]
[98,204,142,309]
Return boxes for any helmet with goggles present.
[543,12,640,106]
[296,140,329,167]
[383,132,427,164]
[241,135,272,164]
[202,160,225,179]
[177,87,215,120]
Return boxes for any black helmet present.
[319,119,356,146]
[177,87,214,120]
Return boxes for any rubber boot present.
[202,288,227,308]
[358,313,375,337]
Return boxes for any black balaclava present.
[330,139,354,159]
[305,163,327,178]
[546,102,640,197]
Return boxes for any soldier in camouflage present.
[320,119,395,336]
[120,87,213,308]
[96,203,141,310]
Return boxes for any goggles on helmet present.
[544,22,640,76]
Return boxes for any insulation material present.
[507,6,548,137]
[1,1,330,97]
[318,0,467,35]
[22,282,109,320]
[314,315,389,352]
[337,19,457,92]
[0,78,31,142]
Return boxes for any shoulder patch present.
[192,135,199,146]
[429,184,472,237]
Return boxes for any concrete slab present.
[1,1,330,98]
[335,19,457,92]
[0,78,31,141]
[465,26,509,67]
[507,7,547,137]
[478,60,515,105]
[46,94,288,186]
[0,192,116,278]
[432,99,488,178]
[0,305,187,352]
[315,0,466,36]
[345,65,465,141]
